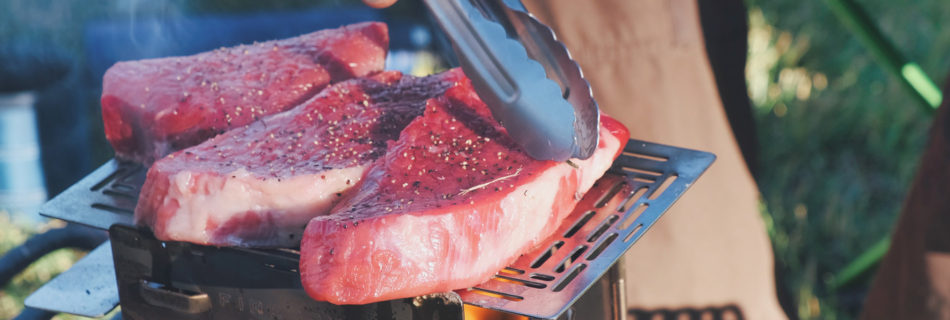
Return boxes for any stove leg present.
[556,260,627,320]
[610,259,627,320]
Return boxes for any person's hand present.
[362,0,397,9]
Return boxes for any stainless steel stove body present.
[28,138,714,319]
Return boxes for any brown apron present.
[522,0,786,318]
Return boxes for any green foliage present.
[0,213,87,319]
[745,1,950,318]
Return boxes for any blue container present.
[0,91,47,223]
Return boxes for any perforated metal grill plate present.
[39,139,713,320]
[458,140,714,318]
[39,159,143,229]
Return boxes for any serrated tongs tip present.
[424,0,600,161]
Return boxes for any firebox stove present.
[26,138,713,320]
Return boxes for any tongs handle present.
[423,0,598,161]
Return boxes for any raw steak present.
[135,70,456,247]
[102,22,388,164]
[300,73,629,304]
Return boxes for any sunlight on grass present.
[0,211,93,320]
[745,1,942,318]
[747,9,828,117]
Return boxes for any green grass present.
[0,212,89,319]
[746,1,950,318]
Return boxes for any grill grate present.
[38,139,714,319]
[41,159,143,229]
[459,140,714,318]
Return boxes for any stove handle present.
[138,280,212,314]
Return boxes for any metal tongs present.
[423,0,600,161]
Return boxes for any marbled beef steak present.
[135,70,455,247]
[102,22,388,164]
[300,70,629,305]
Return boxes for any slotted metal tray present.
[38,138,714,319]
